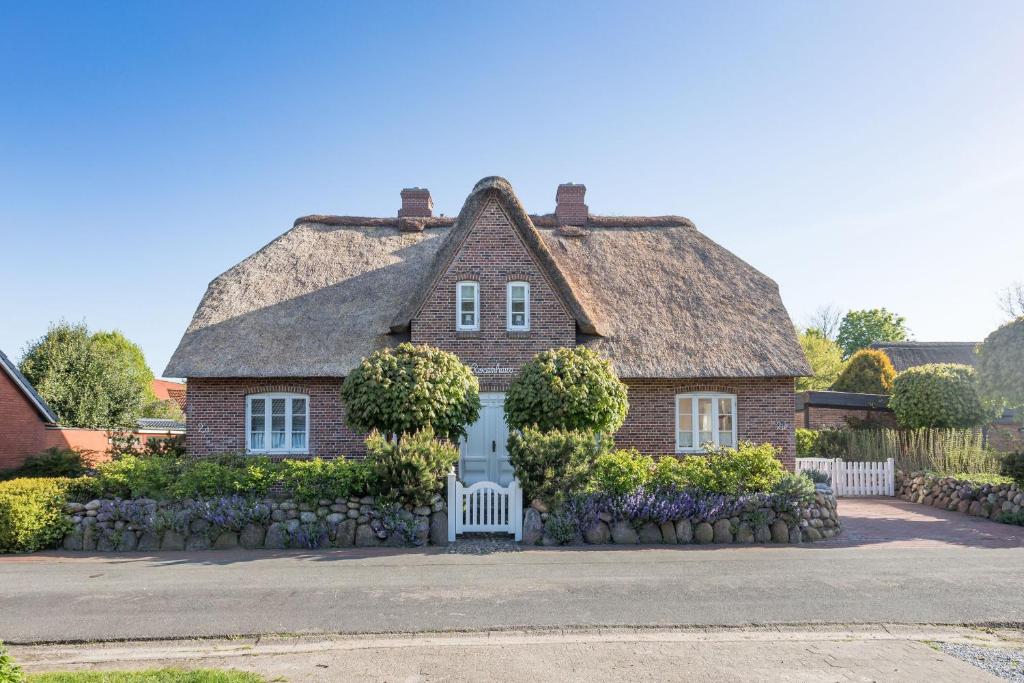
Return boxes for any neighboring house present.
[152,378,187,412]
[795,341,1022,451]
[166,177,810,478]
[0,349,186,469]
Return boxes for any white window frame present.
[675,392,737,453]
[246,393,309,454]
[506,281,530,331]
[456,281,480,331]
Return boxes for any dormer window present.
[456,281,479,331]
[507,281,530,331]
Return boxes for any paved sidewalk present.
[11,625,1020,682]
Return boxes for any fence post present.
[510,478,523,541]
[833,458,844,497]
[886,457,895,496]
[447,469,457,543]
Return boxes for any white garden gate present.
[796,458,895,497]
[447,470,523,542]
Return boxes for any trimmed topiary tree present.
[889,363,993,429]
[976,318,1024,409]
[340,343,480,441]
[830,348,896,394]
[504,347,629,435]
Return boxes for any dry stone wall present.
[896,471,1023,520]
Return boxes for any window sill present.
[247,450,310,456]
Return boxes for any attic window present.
[456,281,479,331]
[676,393,736,453]
[507,281,530,331]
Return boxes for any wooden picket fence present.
[447,471,523,541]
[795,457,894,497]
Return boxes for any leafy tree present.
[340,343,480,441]
[889,363,994,429]
[142,398,185,422]
[975,318,1024,409]
[830,348,896,394]
[796,329,846,391]
[505,347,629,435]
[18,322,151,429]
[836,308,908,358]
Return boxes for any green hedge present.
[0,478,72,553]
[889,363,992,429]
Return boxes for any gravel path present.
[940,642,1024,681]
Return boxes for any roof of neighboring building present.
[870,341,979,372]
[795,390,890,411]
[0,348,60,423]
[136,417,186,432]
[165,177,810,380]
[151,378,185,401]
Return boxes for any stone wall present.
[896,471,1022,521]
[60,495,449,552]
[521,484,840,546]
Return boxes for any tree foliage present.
[507,426,600,505]
[889,363,994,429]
[365,428,458,506]
[18,323,152,429]
[975,317,1024,409]
[796,329,846,391]
[504,347,629,435]
[836,308,908,358]
[830,348,896,394]
[340,343,480,441]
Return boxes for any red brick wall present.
[186,377,364,458]
[616,378,797,469]
[0,369,50,470]
[795,406,898,430]
[410,197,576,393]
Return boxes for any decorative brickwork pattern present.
[410,198,576,392]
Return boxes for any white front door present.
[459,392,513,485]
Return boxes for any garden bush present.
[86,455,179,499]
[0,640,22,683]
[278,457,374,503]
[889,363,992,429]
[650,456,688,490]
[366,428,458,506]
[507,427,600,505]
[504,347,629,435]
[771,472,816,505]
[0,477,72,553]
[166,455,278,500]
[697,443,786,494]
[795,428,818,456]
[590,449,653,496]
[340,343,480,441]
[830,348,896,394]
[0,448,89,480]
[802,468,831,485]
[1000,451,1024,487]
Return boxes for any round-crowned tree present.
[975,318,1024,409]
[889,363,993,429]
[830,348,896,394]
[504,347,629,435]
[340,343,480,441]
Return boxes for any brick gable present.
[410,198,576,392]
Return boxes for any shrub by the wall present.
[889,363,992,429]
[166,455,278,500]
[0,448,89,480]
[590,450,653,496]
[0,478,72,553]
[507,427,600,505]
[771,472,816,504]
[279,458,374,504]
[366,428,458,506]
[796,428,818,456]
[1001,451,1024,487]
[0,640,23,683]
[831,349,896,394]
[645,443,784,495]
[340,343,480,441]
[505,347,629,435]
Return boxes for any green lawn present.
[26,669,266,683]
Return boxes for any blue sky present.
[2,2,1022,377]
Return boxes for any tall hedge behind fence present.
[800,427,1002,475]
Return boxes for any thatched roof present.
[870,341,979,372]
[165,177,809,379]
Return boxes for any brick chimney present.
[555,183,588,225]
[399,187,433,218]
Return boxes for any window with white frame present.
[456,281,479,331]
[247,393,309,453]
[675,393,736,452]
[507,281,530,331]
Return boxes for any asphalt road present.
[2,541,1023,643]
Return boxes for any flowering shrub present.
[188,495,270,534]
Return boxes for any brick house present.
[165,177,810,478]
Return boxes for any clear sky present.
[2,2,1022,377]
